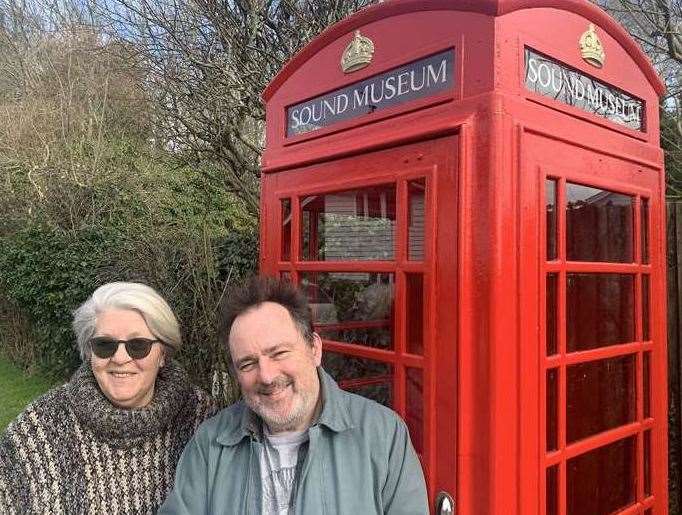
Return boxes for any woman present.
[0,282,217,514]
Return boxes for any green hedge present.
[0,148,258,394]
[0,226,112,376]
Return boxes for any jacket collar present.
[216,367,354,446]
[315,367,354,433]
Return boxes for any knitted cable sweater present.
[0,360,218,514]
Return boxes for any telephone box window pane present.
[641,198,649,264]
[280,271,292,282]
[406,368,424,454]
[300,184,396,261]
[406,274,424,355]
[567,274,635,351]
[567,436,636,515]
[302,209,312,258]
[546,465,558,515]
[643,352,651,418]
[408,179,426,261]
[546,179,557,260]
[547,368,558,451]
[566,183,633,263]
[547,273,558,356]
[642,274,650,341]
[281,199,292,261]
[301,272,394,350]
[644,430,652,496]
[322,351,392,407]
[566,355,636,443]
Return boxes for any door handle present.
[435,491,455,514]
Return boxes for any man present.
[161,276,428,514]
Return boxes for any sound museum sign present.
[287,50,454,137]
[525,48,644,131]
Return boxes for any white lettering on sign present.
[287,50,454,136]
[525,48,644,131]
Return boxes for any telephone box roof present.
[262,0,665,101]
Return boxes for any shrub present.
[0,25,257,403]
[0,147,257,401]
[0,225,114,377]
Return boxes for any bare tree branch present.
[81,0,377,217]
[595,0,682,196]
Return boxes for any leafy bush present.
[0,27,258,401]
[0,225,115,376]
[0,146,257,399]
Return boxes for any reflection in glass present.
[567,437,636,515]
[566,355,636,443]
[641,198,649,264]
[642,274,650,341]
[407,179,426,261]
[408,179,426,260]
[281,199,291,261]
[301,208,312,259]
[644,430,652,496]
[301,272,394,350]
[567,274,635,351]
[546,179,557,260]
[406,368,424,454]
[644,352,651,419]
[566,183,633,263]
[546,465,558,515]
[280,271,292,283]
[301,184,396,261]
[547,274,557,356]
[406,274,424,355]
[547,368,558,451]
[322,351,392,407]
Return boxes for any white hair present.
[72,282,182,360]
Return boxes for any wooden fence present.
[667,202,682,514]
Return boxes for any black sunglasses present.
[89,337,162,360]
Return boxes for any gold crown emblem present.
[341,30,374,73]
[579,24,605,68]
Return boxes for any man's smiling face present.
[228,301,322,434]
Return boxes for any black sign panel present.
[524,48,645,131]
[287,49,455,137]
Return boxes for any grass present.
[0,357,58,431]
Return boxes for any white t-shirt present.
[259,428,309,515]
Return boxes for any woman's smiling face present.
[90,309,165,409]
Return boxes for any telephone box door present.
[261,135,460,506]
[519,131,665,514]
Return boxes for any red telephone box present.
[259,1,667,513]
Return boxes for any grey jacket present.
[160,368,428,514]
